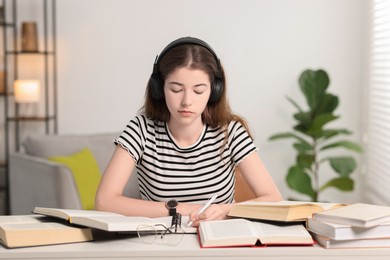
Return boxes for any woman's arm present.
[188,152,282,226]
[237,152,283,201]
[95,146,202,217]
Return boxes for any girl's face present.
[164,67,211,127]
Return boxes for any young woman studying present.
[95,37,282,227]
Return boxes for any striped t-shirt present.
[114,114,257,204]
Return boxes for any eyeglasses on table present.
[136,213,188,246]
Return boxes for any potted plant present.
[269,69,363,202]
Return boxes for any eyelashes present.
[170,89,205,95]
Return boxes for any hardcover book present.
[311,232,390,249]
[0,215,93,248]
[312,203,390,228]
[33,207,196,233]
[228,200,344,222]
[198,218,314,248]
[307,218,390,240]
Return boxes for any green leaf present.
[299,69,330,110]
[320,140,363,153]
[269,132,308,144]
[286,96,303,113]
[311,114,339,130]
[328,157,357,177]
[316,93,339,115]
[297,154,314,169]
[293,111,311,129]
[286,166,316,199]
[293,142,313,153]
[320,177,354,192]
[307,114,339,137]
[321,129,352,139]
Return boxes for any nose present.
[181,90,192,107]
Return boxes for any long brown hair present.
[141,41,253,138]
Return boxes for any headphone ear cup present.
[209,78,223,104]
[150,73,164,99]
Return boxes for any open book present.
[228,200,344,222]
[0,215,93,248]
[32,207,197,233]
[198,218,314,248]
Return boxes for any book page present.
[253,222,313,244]
[1,222,84,231]
[203,219,257,238]
[70,215,168,231]
[0,215,48,224]
[57,209,122,217]
[70,215,197,233]
[254,222,307,237]
[238,200,342,209]
[33,207,123,221]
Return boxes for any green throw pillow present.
[49,148,102,210]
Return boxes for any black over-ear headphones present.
[149,37,224,104]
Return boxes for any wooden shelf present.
[0,22,15,27]
[0,92,14,96]
[7,116,56,122]
[6,51,55,55]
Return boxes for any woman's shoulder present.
[132,114,155,124]
[131,114,164,130]
[226,119,252,139]
[206,120,247,137]
[227,119,246,131]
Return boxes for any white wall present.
[54,0,364,202]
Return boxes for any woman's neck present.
[167,120,205,147]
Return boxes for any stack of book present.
[308,203,390,248]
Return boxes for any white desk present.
[1,233,390,260]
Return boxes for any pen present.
[187,193,218,227]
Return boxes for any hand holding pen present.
[187,193,218,227]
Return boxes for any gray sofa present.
[9,133,140,214]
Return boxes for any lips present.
[179,110,193,116]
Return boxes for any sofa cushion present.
[23,133,119,173]
[49,148,102,210]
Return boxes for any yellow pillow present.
[49,148,101,210]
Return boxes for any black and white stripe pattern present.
[115,115,257,204]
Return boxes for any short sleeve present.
[228,121,258,165]
[114,115,147,164]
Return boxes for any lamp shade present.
[14,80,40,103]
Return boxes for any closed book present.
[0,215,93,248]
[198,218,314,248]
[312,203,390,228]
[228,200,344,222]
[33,207,196,233]
[307,218,390,240]
[311,232,390,249]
